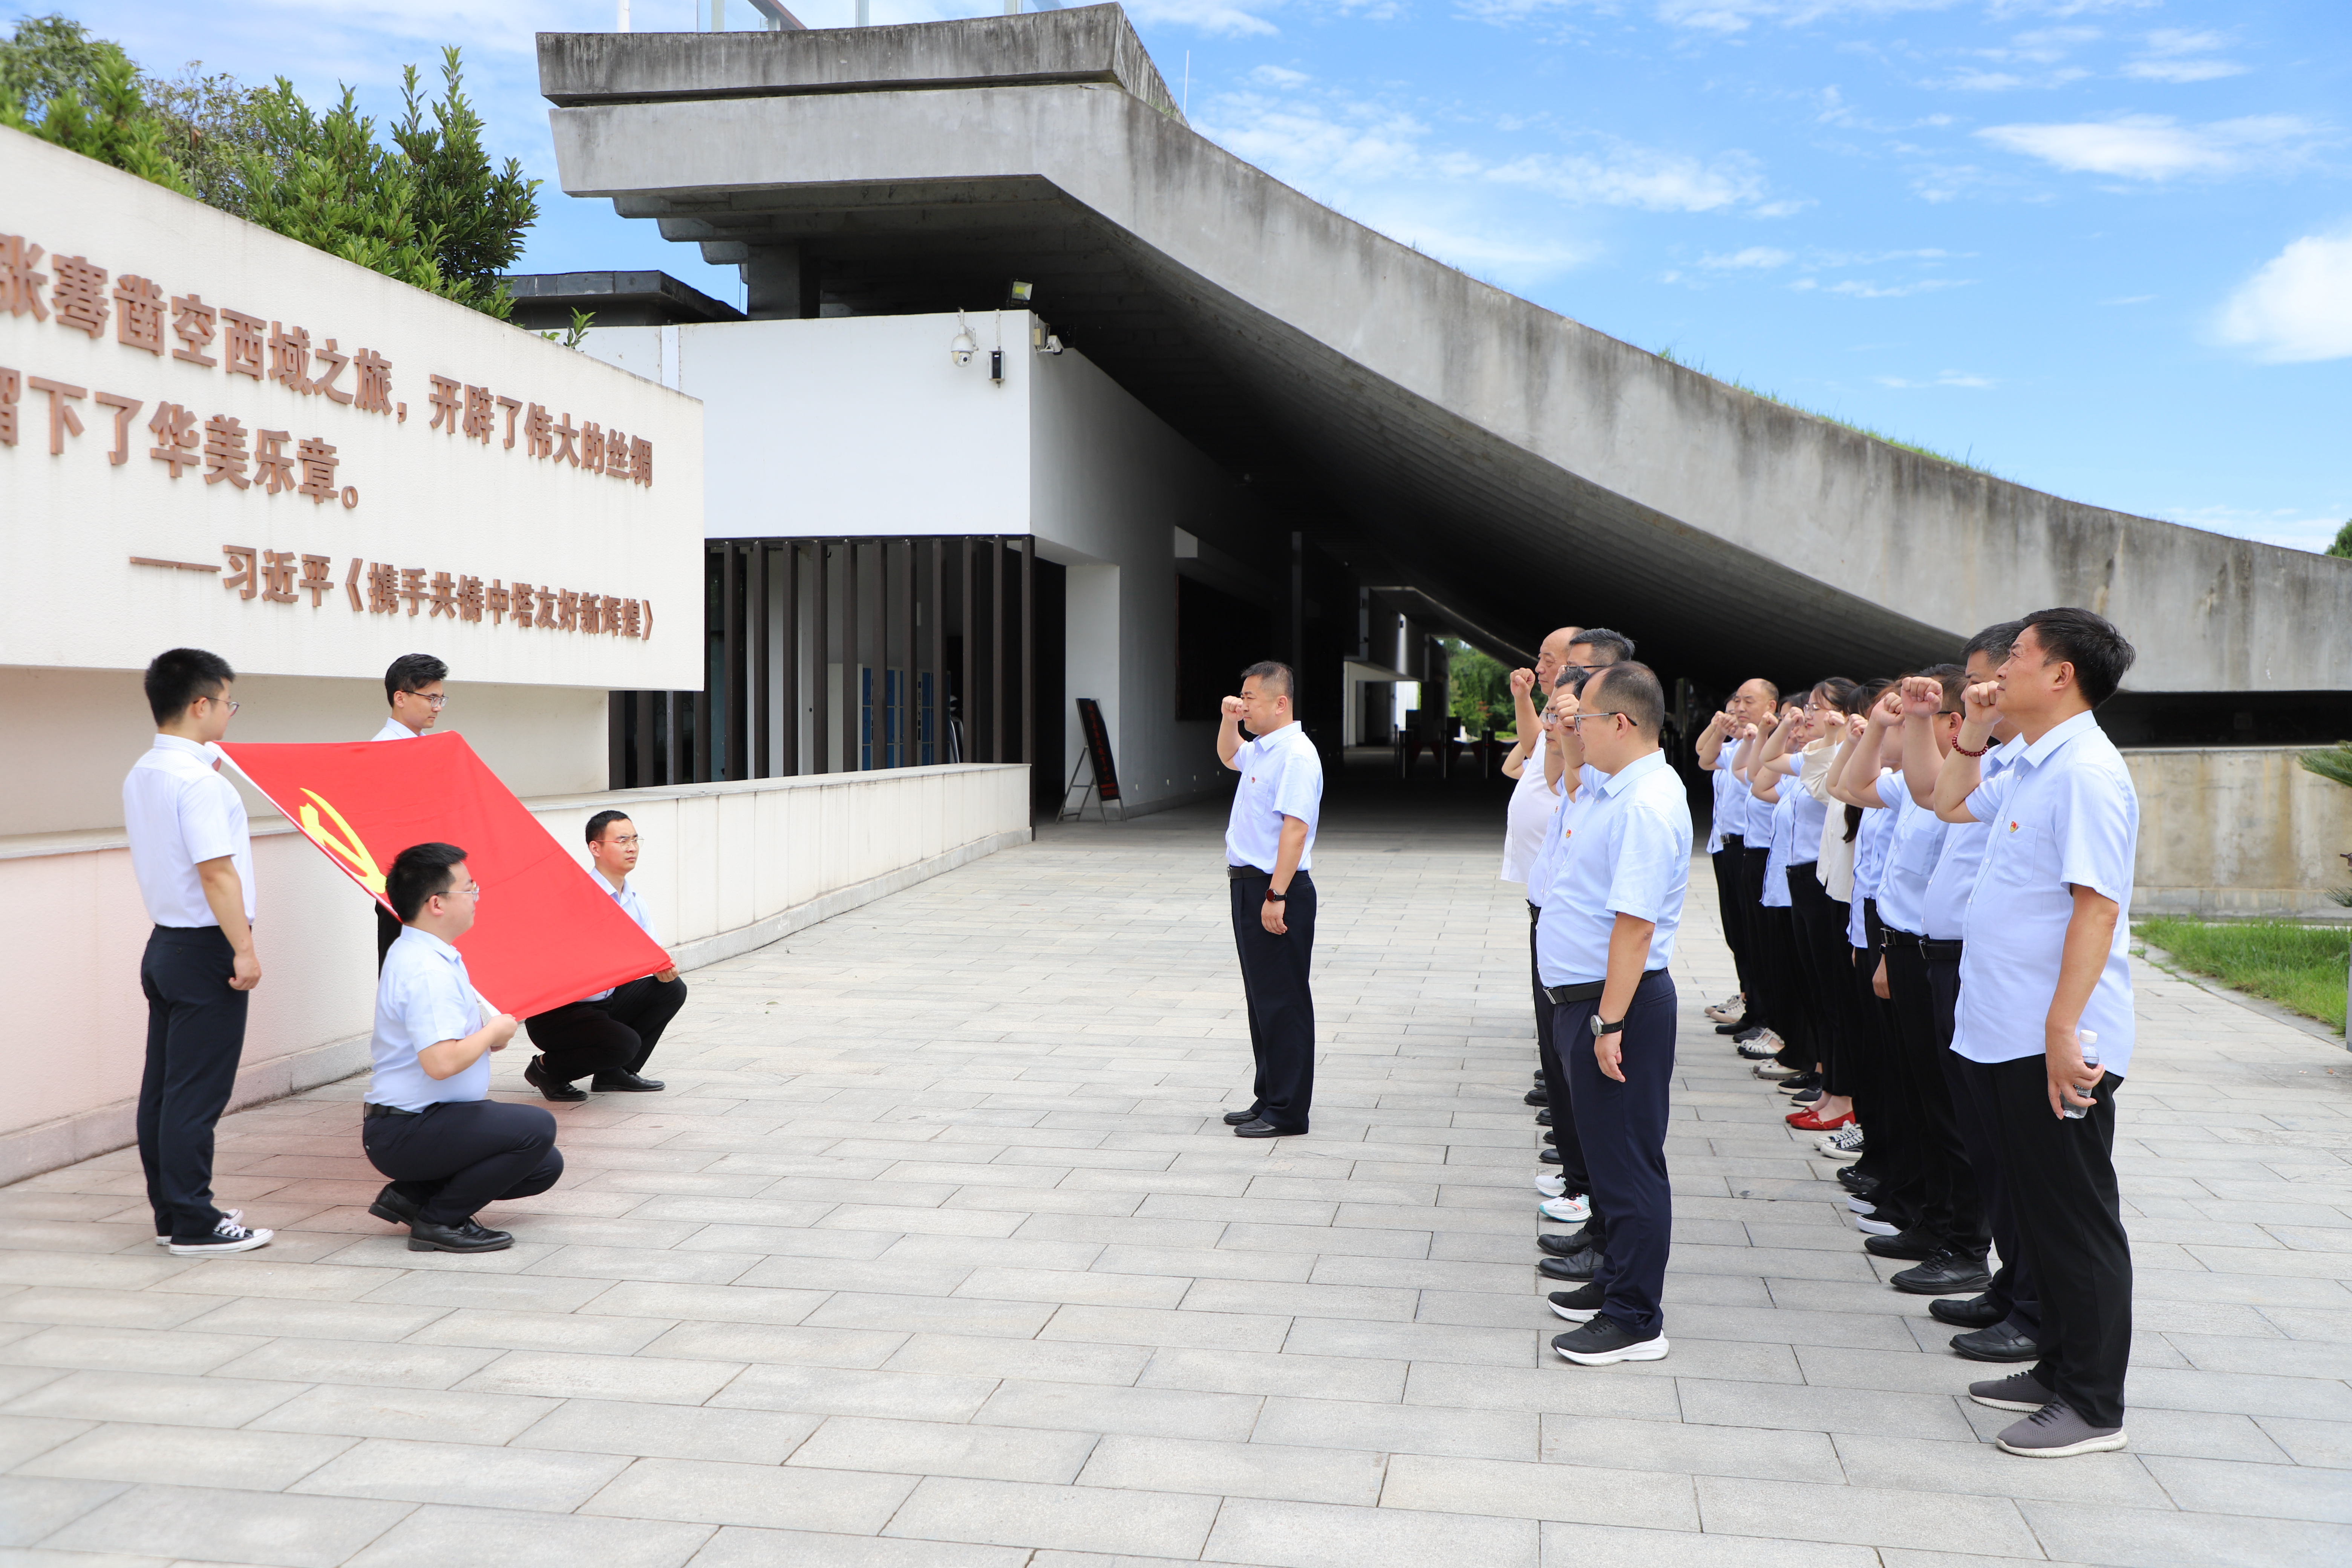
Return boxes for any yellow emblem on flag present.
[297,789,387,895]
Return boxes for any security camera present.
[951,309,979,367]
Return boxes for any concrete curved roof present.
[541,7,2351,697]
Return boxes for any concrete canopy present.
[538,7,2351,703]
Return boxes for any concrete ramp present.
[540,8,2350,704]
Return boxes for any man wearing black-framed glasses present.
[369,654,452,966]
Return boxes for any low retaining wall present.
[2126,747,2352,920]
[0,763,1031,1186]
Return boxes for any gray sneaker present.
[1995,1400,2127,1458]
[1969,1368,2055,1412]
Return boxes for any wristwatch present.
[1590,1015,1625,1038]
[1263,889,1287,903]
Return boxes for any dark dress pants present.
[1930,956,2040,1335]
[1710,837,1755,1003]
[1231,870,1316,1134]
[1883,943,1986,1252]
[1847,901,1896,1189]
[1988,1056,2131,1429]
[1531,905,1596,1208]
[525,976,689,1084]
[1742,850,1808,1057]
[1785,865,1854,1091]
[138,926,250,1243]
[1559,969,1677,1339]
[362,1100,565,1226]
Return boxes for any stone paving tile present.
[3,798,2349,1563]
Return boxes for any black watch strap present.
[1263,890,1288,902]
[1593,1016,1625,1035]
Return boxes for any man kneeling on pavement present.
[521,810,687,1102]
[363,843,563,1254]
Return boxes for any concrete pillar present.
[742,244,812,319]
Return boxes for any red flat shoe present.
[1787,1110,1856,1132]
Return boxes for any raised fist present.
[1845,714,1868,743]
[1963,679,2001,717]
[1509,667,1537,698]
[1900,675,1943,719]
[1221,695,1247,721]
[1870,687,1904,727]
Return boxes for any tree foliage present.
[2301,741,2352,792]
[2328,518,2352,560]
[145,64,292,215]
[389,50,539,312]
[0,20,192,195]
[1443,640,1514,737]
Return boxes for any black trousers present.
[1786,865,1854,1090]
[363,1099,565,1226]
[1558,969,1677,1338]
[1531,905,1596,1207]
[1848,901,1895,1188]
[1710,837,1754,1003]
[1883,943,1986,1252]
[1741,849,1807,1054]
[1230,870,1316,1134]
[1931,956,2040,1334]
[1988,1055,2131,1429]
[525,976,689,1084]
[376,903,402,971]
[138,926,250,1242]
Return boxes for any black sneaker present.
[1548,1282,1606,1321]
[167,1217,274,1256]
[1777,1072,1823,1094]
[1864,1227,1943,1262]
[1836,1168,1879,1194]
[1929,1294,2005,1329]
[524,1057,587,1102]
[1537,1229,1597,1257]
[1891,1249,1995,1295]
[1553,1315,1668,1364]
[1951,1320,2040,1363]
[408,1218,515,1253]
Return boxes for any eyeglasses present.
[1566,711,1627,729]
[438,883,482,903]
[401,692,449,709]
[604,835,642,847]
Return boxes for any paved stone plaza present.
[3,792,2349,1567]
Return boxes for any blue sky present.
[39,0,2352,552]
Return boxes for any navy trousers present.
[526,975,689,1085]
[1559,969,1677,1338]
[1711,836,1754,1003]
[138,925,250,1243]
[1230,870,1317,1133]
[1531,903,1595,1208]
[1931,955,2041,1336]
[363,1100,565,1227]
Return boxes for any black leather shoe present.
[367,1184,420,1227]
[1524,1088,1548,1106]
[1864,1227,1943,1262]
[1532,1073,1545,1087]
[1537,1229,1598,1257]
[523,1057,586,1102]
[1778,1072,1822,1094]
[1535,1109,1552,1126]
[591,1071,665,1092]
[1929,1294,2006,1329]
[1715,1020,1747,1035]
[1537,1250,1602,1282]
[1222,1109,1260,1125]
[1542,1131,1557,1146]
[1539,1146,1563,1164]
[1951,1319,2040,1362]
[1893,1250,1995,1294]
[1233,1118,1301,1138]
[407,1218,514,1253]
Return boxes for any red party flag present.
[217,733,669,1017]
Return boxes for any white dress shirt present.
[372,717,420,741]
[1225,723,1323,874]
[584,873,661,1003]
[123,735,255,927]
[367,926,489,1110]
[1534,750,1693,986]
[1954,710,2140,1077]
[1501,731,1557,884]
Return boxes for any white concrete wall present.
[2126,748,2352,920]
[0,764,1031,1185]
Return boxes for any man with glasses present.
[369,654,450,966]
[124,648,275,1256]
[519,811,685,1100]
[361,842,558,1254]
[1534,662,1692,1365]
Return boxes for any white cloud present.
[1977,114,2328,181]
[2214,230,2352,363]
[2158,505,2352,554]
[1122,0,1283,35]
[1485,147,1765,211]
[2120,26,2248,82]
[1822,277,1971,297]
[1702,246,1796,268]
[1875,369,1997,387]
[1250,65,1313,88]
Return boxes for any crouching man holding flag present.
[361,842,563,1254]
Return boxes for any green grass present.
[2135,917,2351,1034]
[1652,344,1995,474]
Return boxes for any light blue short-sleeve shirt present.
[1534,751,1694,986]
[1923,735,2024,942]
[1954,712,2139,1076]
[1846,779,1898,948]
[1874,788,1948,938]
[1225,723,1323,874]
[1759,787,1798,908]
[368,928,491,1111]
[1706,752,1744,854]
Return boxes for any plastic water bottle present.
[2062,1030,2099,1120]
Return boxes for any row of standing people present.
[1697,608,2143,1458]
[126,648,687,1260]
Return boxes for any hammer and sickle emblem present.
[297,789,387,896]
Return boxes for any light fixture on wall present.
[1031,318,1064,355]
[1006,280,1034,305]
[950,310,978,367]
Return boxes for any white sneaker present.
[1854,1216,1900,1237]
[156,1208,240,1246]
[1845,1195,1876,1215]
[1539,1192,1592,1224]
[167,1218,273,1256]
[1819,1125,1865,1159]
[1703,994,1746,1023]
[1534,1171,1568,1198]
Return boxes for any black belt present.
[1923,939,1965,963]
[1542,969,1668,1007]
[1881,929,1923,951]
[363,1102,420,1120]
[1227,865,1263,880]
